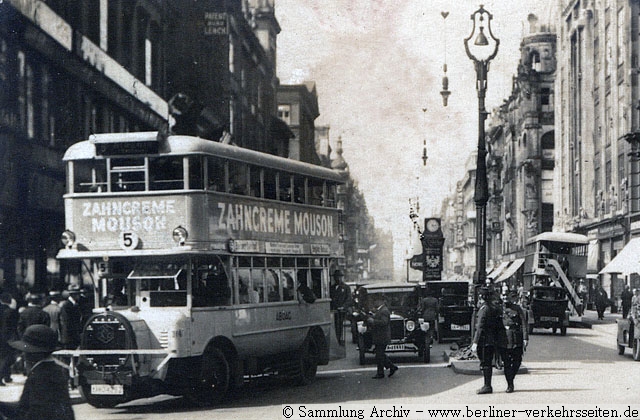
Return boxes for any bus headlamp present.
[405,320,416,332]
[61,230,76,248]
[172,226,188,245]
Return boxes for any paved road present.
[1,311,635,420]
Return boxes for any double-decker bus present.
[55,131,346,407]
[523,232,589,315]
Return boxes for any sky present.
[274,1,554,279]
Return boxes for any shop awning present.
[487,261,509,280]
[599,237,640,275]
[495,258,525,282]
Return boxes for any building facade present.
[556,0,640,298]
[0,0,299,294]
[277,82,322,165]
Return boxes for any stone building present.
[490,13,557,261]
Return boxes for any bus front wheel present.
[188,347,230,406]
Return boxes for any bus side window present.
[238,272,251,304]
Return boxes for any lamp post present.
[464,5,499,295]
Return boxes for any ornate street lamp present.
[464,5,499,293]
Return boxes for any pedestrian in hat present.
[330,270,352,345]
[17,294,50,339]
[0,324,75,420]
[59,286,83,350]
[366,294,398,379]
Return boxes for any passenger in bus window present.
[311,270,322,299]
[282,272,295,301]
[238,277,250,304]
[266,269,280,302]
[296,270,316,304]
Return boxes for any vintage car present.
[354,282,432,364]
[616,317,640,360]
[422,281,474,344]
[525,285,570,335]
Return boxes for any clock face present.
[426,219,440,232]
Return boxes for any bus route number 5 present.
[119,231,139,251]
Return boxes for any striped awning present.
[487,261,509,280]
[495,258,525,282]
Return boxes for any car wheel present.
[618,344,626,355]
[358,335,366,365]
[560,326,567,336]
[633,339,640,361]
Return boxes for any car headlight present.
[406,320,416,332]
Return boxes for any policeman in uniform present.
[471,285,504,394]
[500,290,528,393]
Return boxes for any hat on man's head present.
[67,284,81,294]
[333,270,344,278]
[10,325,60,353]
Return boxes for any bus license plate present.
[540,316,558,322]
[386,344,405,351]
[451,324,470,331]
[91,384,124,395]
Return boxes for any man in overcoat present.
[366,295,398,379]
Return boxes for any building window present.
[278,104,291,125]
[540,88,551,106]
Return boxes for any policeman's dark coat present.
[499,302,528,349]
[473,300,503,348]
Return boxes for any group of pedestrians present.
[0,285,89,387]
[0,283,89,420]
[472,286,528,394]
